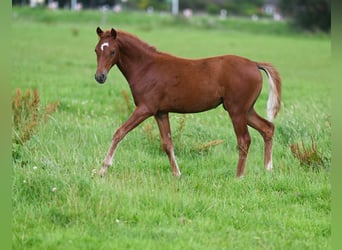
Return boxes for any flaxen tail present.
[257,62,282,122]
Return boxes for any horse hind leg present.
[247,108,274,171]
[154,113,181,177]
[228,113,251,178]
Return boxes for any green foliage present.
[12,6,295,36]
[278,0,331,32]
[12,8,330,250]
[179,0,264,16]
[206,3,220,15]
[131,0,169,11]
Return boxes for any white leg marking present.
[99,166,108,177]
[266,156,273,171]
[171,150,181,177]
[104,156,113,167]
[99,144,119,177]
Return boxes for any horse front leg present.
[99,106,151,177]
[154,113,181,177]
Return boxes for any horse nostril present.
[95,73,107,83]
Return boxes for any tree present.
[278,0,330,32]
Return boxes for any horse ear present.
[96,27,103,37]
[111,28,117,39]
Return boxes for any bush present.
[290,137,329,172]
[12,88,59,159]
[279,0,331,32]
[207,4,220,15]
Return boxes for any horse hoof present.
[236,174,244,179]
[99,167,108,177]
[173,172,181,178]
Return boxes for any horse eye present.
[110,50,115,56]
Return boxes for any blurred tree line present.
[279,0,330,32]
[13,0,330,32]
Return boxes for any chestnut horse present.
[94,27,281,178]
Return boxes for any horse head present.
[94,27,120,84]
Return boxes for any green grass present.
[12,8,331,249]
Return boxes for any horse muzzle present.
[95,73,107,84]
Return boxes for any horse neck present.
[117,32,156,82]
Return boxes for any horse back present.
[131,54,263,114]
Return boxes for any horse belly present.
[161,84,223,113]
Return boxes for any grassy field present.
[12,8,331,249]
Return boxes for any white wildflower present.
[91,168,97,178]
